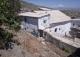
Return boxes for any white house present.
[70,19,80,37]
[19,12,50,37]
[35,10,71,36]
[71,19,80,30]
[19,10,73,37]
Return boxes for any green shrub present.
[62,45,72,53]
[6,33,14,42]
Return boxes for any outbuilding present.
[19,12,50,37]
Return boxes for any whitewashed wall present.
[20,14,50,37]
[71,19,80,25]
[71,19,80,29]
[38,15,50,30]
[70,19,80,38]
[21,16,38,37]
[45,21,71,36]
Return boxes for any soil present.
[0,30,70,57]
[45,42,69,57]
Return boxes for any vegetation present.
[0,0,21,49]
[61,10,80,19]
[0,0,21,30]
[20,1,53,11]
[62,45,72,53]
[20,1,40,11]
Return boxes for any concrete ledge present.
[75,38,80,43]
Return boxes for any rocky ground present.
[0,30,69,57]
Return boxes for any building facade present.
[45,21,71,36]
[70,19,80,38]
[19,10,73,37]
[19,12,50,37]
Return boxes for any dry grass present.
[0,30,69,57]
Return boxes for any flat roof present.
[35,10,71,23]
[19,12,49,18]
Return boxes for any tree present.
[0,0,21,49]
[0,0,21,31]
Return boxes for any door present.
[39,30,43,37]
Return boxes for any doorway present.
[38,29,43,37]
[55,28,57,32]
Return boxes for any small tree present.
[0,0,21,49]
[0,0,21,31]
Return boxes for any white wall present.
[21,16,38,37]
[71,19,80,25]
[38,15,50,30]
[71,19,80,29]
[20,14,50,37]
[45,21,71,36]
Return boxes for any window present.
[43,20,47,23]
[25,28,26,30]
[44,33,46,36]
[73,23,75,26]
[50,30,51,32]
[55,28,57,32]
[59,28,60,30]
[24,17,27,22]
[78,25,80,27]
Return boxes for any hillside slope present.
[61,10,80,19]
[0,30,69,57]
[20,1,41,11]
[20,1,53,11]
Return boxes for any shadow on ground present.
[0,54,1,57]
[68,48,80,57]
[2,42,14,50]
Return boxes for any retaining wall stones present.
[43,31,77,52]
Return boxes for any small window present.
[73,23,75,26]
[78,25,80,27]
[24,17,27,22]
[25,28,26,30]
[43,20,47,23]
[44,33,46,36]
[50,30,51,32]
[55,28,57,32]
[59,28,60,30]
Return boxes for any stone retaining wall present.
[43,31,77,52]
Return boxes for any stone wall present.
[43,31,77,52]
[21,22,38,37]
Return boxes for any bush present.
[62,45,72,53]
[0,28,14,49]
[6,33,14,42]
